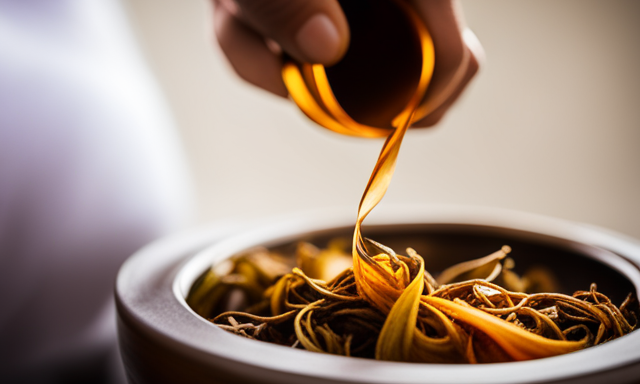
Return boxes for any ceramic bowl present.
[116,206,640,384]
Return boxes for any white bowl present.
[116,205,640,384]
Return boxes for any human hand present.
[211,0,483,127]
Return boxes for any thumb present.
[233,0,350,65]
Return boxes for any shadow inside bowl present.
[187,223,639,313]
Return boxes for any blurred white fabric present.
[0,0,193,382]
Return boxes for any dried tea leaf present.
[296,241,352,281]
[421,296,585,360]
[436,246,511,285]
[376,256,425,361]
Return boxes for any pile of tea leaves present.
[187,240,638,363]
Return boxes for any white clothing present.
[0,0,193,381]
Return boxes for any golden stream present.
[280,5,588,361]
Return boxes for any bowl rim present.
[119,205,640,384]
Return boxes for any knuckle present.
[213,9,234,50]
[467,49,481,77]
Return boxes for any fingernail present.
[295,14,341,64]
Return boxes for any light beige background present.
[121,0,640,239]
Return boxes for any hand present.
[211,0,483,128]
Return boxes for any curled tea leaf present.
[436,246,511,285]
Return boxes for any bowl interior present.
[184,222,639,320]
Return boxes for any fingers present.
[213,0,288,97]
[212,0,482,124]
[212,0,349,98]
[411,0,484,128]
[232,0,349,65]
